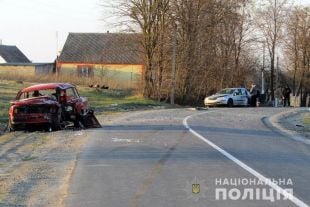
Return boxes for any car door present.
[240,88,249,105]
[232,89,243,105]
[66,87,88,115]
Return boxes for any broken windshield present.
[17,89,57,100]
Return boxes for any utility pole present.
[170,23,177,105]
[276,56,279,89]
[56,31,59,57]
[262,42,265,94]
[270,0,278,101]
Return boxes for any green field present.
[0,80,170,125]
[0,80,25,123]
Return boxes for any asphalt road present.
[65,108,310,207]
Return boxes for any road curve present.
[65,108,310,207]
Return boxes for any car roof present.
[221,88,236,90]
[21,83,75,93]
[222,88,245,90]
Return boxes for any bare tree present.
[285,6,310,106]
[117,0,170,98]
[114,0,260,105]
[255,0,288,101]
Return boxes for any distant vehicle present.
[8,83,101,131]
[204,88,251,107]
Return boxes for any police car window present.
[235,89,242,95]
[241,89,246,95]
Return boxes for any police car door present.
[233,89,243,105]
[240,88,249,105]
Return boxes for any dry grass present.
[0,73,142,91]
[304,113,310,127]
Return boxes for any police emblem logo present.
[192,183,200,194]
[184,177,207,201]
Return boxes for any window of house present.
[77,65,94,77]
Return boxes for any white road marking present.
[85,164,112,167]
[112,138,140,143]
[183,111,309,207]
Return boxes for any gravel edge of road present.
[263,107,310,145]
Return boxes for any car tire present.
[74,114,85,129]
[52,107,65,130]
[74,120,84,129]
[227,99,234,107]
[53,120,64,131]
[8,120,15,132]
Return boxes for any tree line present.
[114,0,309,106]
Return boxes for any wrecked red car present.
[8,83,101,131]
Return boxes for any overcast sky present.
[0,0,309,62]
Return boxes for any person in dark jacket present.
[250,84,258,107]
[282,85,291,107]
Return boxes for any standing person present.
[256,90,261,107]
[282,85,291,107]
[275,86,283,107]
[274,86,284,107]
[250,84,257,107]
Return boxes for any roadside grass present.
[0,80,29,124]
[304,113,310,128]
[0,72,139,90]
[0,80,170,126]
[78,87,170,112]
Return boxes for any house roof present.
[0,45,31,63]
[58,33,143,65]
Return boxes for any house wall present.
[58,63,143,81]
[0,65,35,76]
[35,64,55,75]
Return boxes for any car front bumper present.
[10,113,53,125]
[204,99,228,106]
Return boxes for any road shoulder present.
[264,107,310,145]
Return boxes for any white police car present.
[204,88,251,107]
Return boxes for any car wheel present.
[53,120,64,131]
[8,120,15,132]
[74,114,85,129]
[227,99,234,107]
[53,116,64,131]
